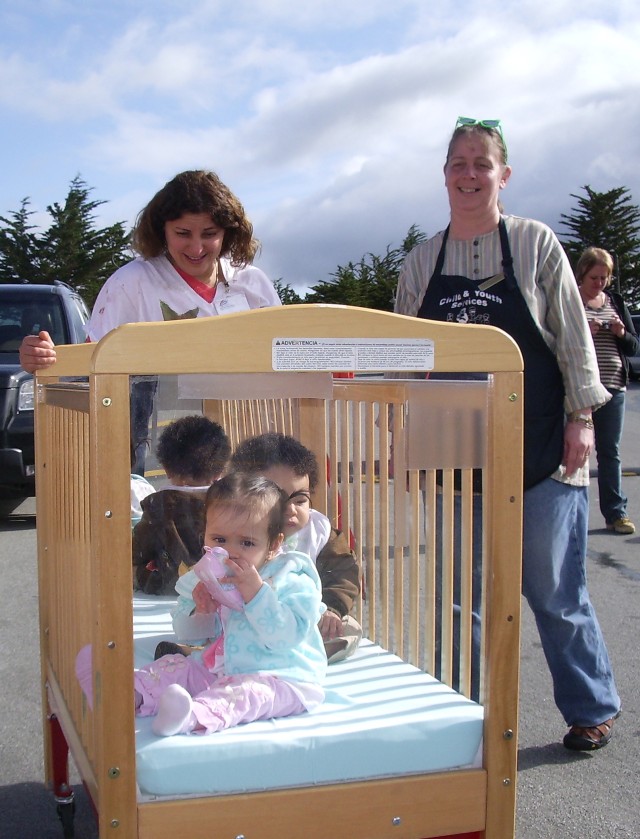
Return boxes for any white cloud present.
[1,0,639,293]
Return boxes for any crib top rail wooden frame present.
[35,304,523,839]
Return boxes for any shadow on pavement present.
[588,548,640,581]
[0,493,36,529]
[0,514,36,533]
[517,743,594,771]
[0,782,98,839]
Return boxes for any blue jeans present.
[592,388,628,524]
[522,478,620,726]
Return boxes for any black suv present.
[0,282,90,495]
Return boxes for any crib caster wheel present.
[56,798,76,838]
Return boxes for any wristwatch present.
[568,412,594,429]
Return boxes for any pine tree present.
[558,186,640,308]
[0,199,39,283]
[0,176,131,306]
[303,224,427,310]
[272,278,303,305]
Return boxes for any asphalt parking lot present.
[1,383,639,838]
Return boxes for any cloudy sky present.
[1,0,639,293]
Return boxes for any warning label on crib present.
[272,338,434,371]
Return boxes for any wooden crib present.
[34,304,523,839]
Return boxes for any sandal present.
[563,714,618,751]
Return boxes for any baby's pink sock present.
[151,684,197,736]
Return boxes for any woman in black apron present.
[395,118,620,751]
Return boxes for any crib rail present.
[35,304,523,839]
[205,375,507,699]
[36,384,95,793]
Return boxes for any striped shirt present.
[394,215,611,486]
[583,300,625,390]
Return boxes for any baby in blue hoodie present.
[134,472,326,736]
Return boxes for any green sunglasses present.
[455,116,508,162]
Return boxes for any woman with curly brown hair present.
[21,169,278,352]
[20,169,280,471]
[21,169,279,357]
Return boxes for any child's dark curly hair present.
[156,415,231,485]
[230,433,319,491]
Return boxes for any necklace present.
[583,291,604,310]
[215,259,230,290]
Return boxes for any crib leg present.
[57,799,76,839]
[49,714,76,838]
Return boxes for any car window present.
[67,295,90,342]
[0,296,66,350]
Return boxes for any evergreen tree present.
[0,176,131,306]
[558,186,640,307]
[303,224,427,311]
[272,277,303,305]
[0,199,39,284]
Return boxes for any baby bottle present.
[193,546,244,610]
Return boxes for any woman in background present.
[576,246,638,534]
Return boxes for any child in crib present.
[231,433,362,657]
[172,433,361,662]
[132,414,231,594]
[135,472,326,736]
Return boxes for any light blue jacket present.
[173,550,327,686]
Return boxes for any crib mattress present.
[132,595,484,798]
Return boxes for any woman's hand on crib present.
[19,331,57,373]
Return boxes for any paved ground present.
[515,381,640,839]
[1,382,639,838]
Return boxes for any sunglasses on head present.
[455,117,508,162]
